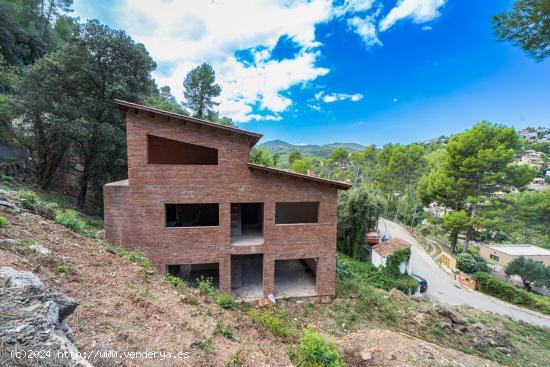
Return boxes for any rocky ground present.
[1,188,548,366]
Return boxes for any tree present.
[291,158,314,174]
[505,256,549,291]
[337,185,382,260]
[183,63,221,119]
[249,147,273,166]
[146,85,186,114]
[14,20,156,209]
[418,122,534,251]
[493,0,550,61]
[376,143,426,224]
[478,189,550,247]
[456,253,490,274]
[329,147,349,168]
[272,152,281,167]
[442,210,469,254]
[288,149,302,165]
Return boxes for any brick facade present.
[104,100,350,298]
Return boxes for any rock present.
[389,288,406,297]
[0,200,20,213]
[96,229,105,239]
[29,243,51,256]
[0,267,90,366]
[361,350,372,361]
[434,304,467,325]
[420,303,434,314]
[441,322,454,333]
[412,293,430,302]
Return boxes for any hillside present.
[1,185,550,366]
[259,139,365,157]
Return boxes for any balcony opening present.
[166,262,219,289]
[274,258,317,297]
[147,135,218,165]
[275,202,319,224]
[231,254,263,300]
[166,203,219,227]
[230,203,263,246]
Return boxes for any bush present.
[58,265,68,276]
[197,276,216,296]
[165,274,186,289]
[457,253,489,274]
[473,272,550,315]
[17,190,40,210]
[249,307,297,338]
[215,293,235,309]
[391,275,420,294]
[292,328,344,367]
[336,254,352,280]
[55,209,86,233]
[0,216,7,227]
[35,200,59,218]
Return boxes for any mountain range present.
[258,139,364,158]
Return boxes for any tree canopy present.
[493,0,550,61]
[183,63,221,119]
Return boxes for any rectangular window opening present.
[166,203,219,227]
[147,134,218,165]
[490,254,499,262]
[275,202,319,224]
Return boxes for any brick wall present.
[104,109,343,298]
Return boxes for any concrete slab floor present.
[231,231,264,246]
[274,259,316,298]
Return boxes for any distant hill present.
[259,139,365,158]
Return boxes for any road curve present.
[378,218,550,329]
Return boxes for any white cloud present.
[308,104,322,112]
[332,0,376,17]
[379,0,446,31]
[421,25,433,31]
[393,98,399,103]
[315,91,364,103]
[106,0,334,122]
[347,16,382,47]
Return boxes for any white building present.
[371,238,412,275]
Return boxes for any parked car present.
[411,273,428,293]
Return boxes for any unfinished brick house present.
[104,100,351,300]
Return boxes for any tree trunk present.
[450,230,458,254]
[77,158,92,209]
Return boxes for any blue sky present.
[73,0,550,146]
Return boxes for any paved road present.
[378,218,550,328]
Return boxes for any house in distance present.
[103,100,351,301]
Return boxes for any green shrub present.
[336,254,353,280]
[215,293,236,309]
[473,272,550,315]
[249,307,297,338]
[165,274,186,289]
[17,190,40,210]
[0,216,7,227]
[35,200,59,218]
[197,276,216,296]
[457,253,489,274]
[58,265,68,276]
[391,275,420,294]
[292,328,343,367]
[55,209,86,233]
